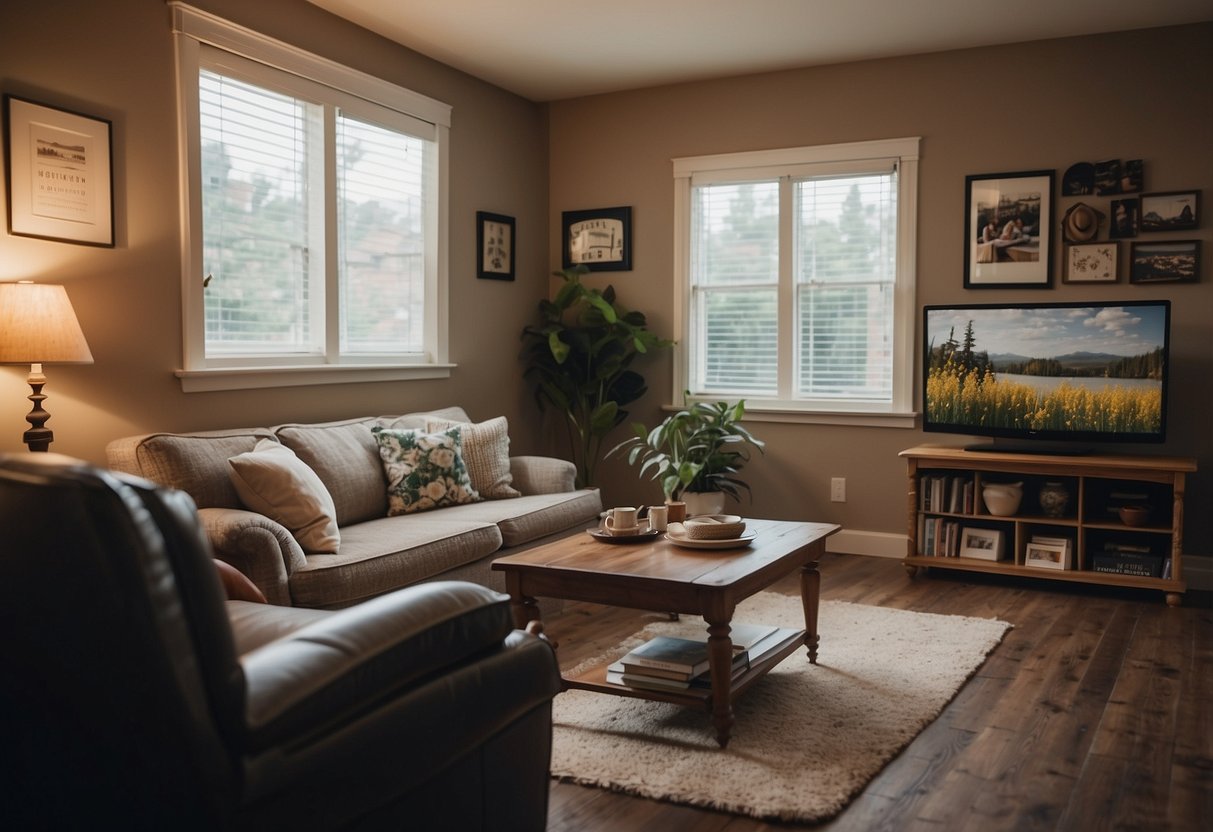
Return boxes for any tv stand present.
[963,440,1092,456]
[899,445,1195,606]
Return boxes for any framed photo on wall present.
[476,211,515,280]
[1064,242,1118,283]
[1139,190,1200,232]
[964,170,1054,289]
[562,206,631,271]
[4,95,114,246]
[1129,240,1200,283]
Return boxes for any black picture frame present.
[4,94,114,247]
[1129,240,1200,284]
[1139,190,1200,232]
[964,170,1054,289]
[476,211,515,280]
[1110,197,1140,239]
[561,206,631,271]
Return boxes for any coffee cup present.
[646,504,669,531]
[601,506,639,535]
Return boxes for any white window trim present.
[169,2,452,391]
[671,137,920,428]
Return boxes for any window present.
[172,4,451,391]
[672,138,919,425]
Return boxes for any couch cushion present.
[274,418,385,527]
[227,439,341,554]
[377,406,471,432]
[424,491,603,548]
[288,517,503,608]
[426,415,520,500]
[109,429,276,509]
[372,426,480,515]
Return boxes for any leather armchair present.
[0,453,561,830]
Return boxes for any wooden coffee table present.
[491,518,839,747]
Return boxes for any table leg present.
[510,594,542,633]
[800,558,821,664]
[705,619,735,748]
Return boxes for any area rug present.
[551,592,1012,823]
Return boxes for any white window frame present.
[170,2,452,392]
[672,137,920,427]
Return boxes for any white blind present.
[795,171,897,399]
[200,69,320,355]
[691,181,779,394]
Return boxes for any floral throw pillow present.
[372,426,480,515]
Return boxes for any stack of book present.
[1092,541,1164,577]
[606,623,780,692]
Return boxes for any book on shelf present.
[607,659,749,692]
[618,634,752,678]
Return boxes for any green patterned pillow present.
[372,426,480,515]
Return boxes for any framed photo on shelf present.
[562,206,631,271]
[4,95,114,246]
[959,527,1005,561]
[1129,240,1200,284]
[1139,190,1200,231]
[964,170,1054,289]
[476,211,515,280]
[1024,540,1070,570]
[1064,242,1118,283]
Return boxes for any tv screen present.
[923,300,1170,449]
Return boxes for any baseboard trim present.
[826,529,1213,592]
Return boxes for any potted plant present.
[610,399,764,516]
[521,266,672,488]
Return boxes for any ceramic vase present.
[1039,481,1070,518]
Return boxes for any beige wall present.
[547,24,1213,560]
[0,0,549,459]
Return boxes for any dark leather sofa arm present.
[239,581,534,749]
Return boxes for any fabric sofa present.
[0,452,560,830]
[107,407,601,608]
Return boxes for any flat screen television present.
[922,300,1170,452]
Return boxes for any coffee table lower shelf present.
[562,626,806,707]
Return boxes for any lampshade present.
[0,282,94,365]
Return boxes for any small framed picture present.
[1130,240,1200,284]
[562,206,632,271]
[1139,191,1200,232]
[964,170,1054,289]
[959,527,1005,561]
[1110,198,1140,239]
[476,211,515,280]
[1064,242,1118,283]
[1024,541,1069,570]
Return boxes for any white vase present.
[683,491,726,517]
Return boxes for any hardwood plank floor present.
[543,553,1212,831]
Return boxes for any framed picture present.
[562,206,631,271]
[1139,190,1200,231]
[964,170,1054,289]
[1110,197,1140,239]
[1129,240,1200,284]
[476,211,515,280]
[1064,242,1118,283]
[1024,540,1070,570]
[4,95,114,247]
[959,527,1005,561]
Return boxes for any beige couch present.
[107,407,601,608]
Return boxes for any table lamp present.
[0,282,94,452]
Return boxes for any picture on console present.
[924,302,1168,440]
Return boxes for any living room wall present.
[0,0,550,458]
[547,24,1213,579]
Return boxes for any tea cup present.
[601,506,639,535]
[646,504,669,531]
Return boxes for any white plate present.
[665,529,756,549]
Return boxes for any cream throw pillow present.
[227,439,341,554]
[425,415,520,499]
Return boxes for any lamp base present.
[22,365,53,452]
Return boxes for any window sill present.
[176,363,455,392]
[663,403,918,429]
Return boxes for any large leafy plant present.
[609,399,764,502]
[521,266,672,488]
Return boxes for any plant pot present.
[683,491,726,517]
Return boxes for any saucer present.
[587,527,661,544]
[665,528,756,550]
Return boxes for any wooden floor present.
[542,553,1212,831]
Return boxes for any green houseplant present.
[521,266,672,488]
[610,399,764,510]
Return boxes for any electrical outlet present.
[831,477,846,502]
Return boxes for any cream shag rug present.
[551,592,1011,823]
